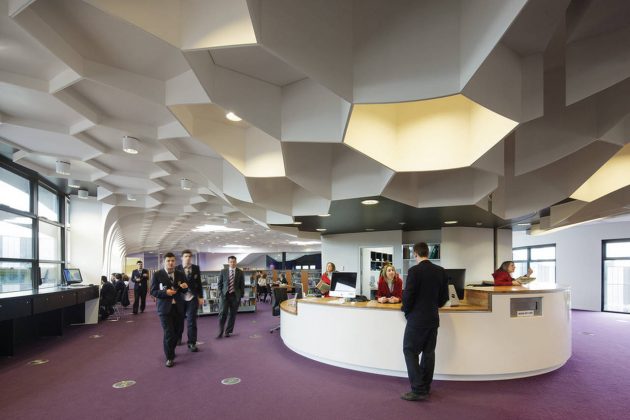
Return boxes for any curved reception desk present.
[280,285,571,381]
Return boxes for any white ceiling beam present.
[13,7,84,75]
[157,121,189,139]
[73,132,109,154]
[8,0,37,17]
[0,69,47,92]
[83,60,165,105]
[48,68,83,93]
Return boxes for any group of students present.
[98,273,131,320]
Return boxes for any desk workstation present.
[0,285,99,356]
[280,284,571,381]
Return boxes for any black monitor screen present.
[330,272,358,298]
[444,269,466,300]
[63,268,83,285]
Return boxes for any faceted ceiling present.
[1,0,630,254]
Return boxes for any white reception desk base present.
[280,287,571,381]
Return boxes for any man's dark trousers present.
[403,325,438,395]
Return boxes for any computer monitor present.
[444,269,466,300]
[63,268,83,285]
[329,272,358,298]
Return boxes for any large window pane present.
[0,166,30,212]
[531,246,556,260]
[0,261,32,293]
[39,262,61,289]
[38,185,59,222]
[513,262,528,277]
[513,249,527,261]
[39,221,61,261]
[529,261,556,285]
[0,210,33,259]
[605,242,630,258]
[604,260,630,313]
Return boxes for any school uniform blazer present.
[131,268,149,290]
[492,270,514,286]
[176,264,203,299]
[376,275,403,300]
[150,269,186,315]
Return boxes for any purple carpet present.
[1,304,628,420]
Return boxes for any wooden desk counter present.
[280,297,488,315]
[279,285,571,381]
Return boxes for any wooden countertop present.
[280,297,489,315]
[464,284,569,294]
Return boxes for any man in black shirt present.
[401,242,449,401]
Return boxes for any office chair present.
[269,287,288,334]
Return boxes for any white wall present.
[69,197,104,284]
[322,230,403,295]
[441,227,497,284]
[513,220,630,311]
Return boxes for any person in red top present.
[319,262,336,297]
[376,263,403,303]
[492,261,533,286]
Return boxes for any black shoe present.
[165,359,174,368]
[216,332,223,339]
[401,392,428,401]
[225,332,231,338]
[132,312,138,315]
[188,344,198,352]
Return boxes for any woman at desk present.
[376,263,403,303]
[492,261,533,286]
[318,262,336,297]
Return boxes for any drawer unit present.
[33,292,75,314]
[0,297,33,321]
[76,286,99,303]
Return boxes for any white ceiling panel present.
[210,45,306,87]
[32,0,189,81]
[0,124,100,159]
[0,83,84,127]
[0,7,67,80]
[71,80,175,127]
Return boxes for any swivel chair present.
[269,287,288,333]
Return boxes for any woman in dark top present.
[492,261,533,286]
[376,263,403,303]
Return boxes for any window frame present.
[512,244,557,284]
[0,157,68,293]
[601,238,630,314]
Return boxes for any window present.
[0,210,33,259]
[0,261,33,293]
[0,159,67,293]
[603,240,630,313]
[0,166,30,212]
[512,245,556,285]
[39,221,61,261]
[38,185,59,222]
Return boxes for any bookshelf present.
[370,251,393,271]
[401,243,440,281]
[198,270,258,316]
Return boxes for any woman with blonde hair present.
[376,263,403,303]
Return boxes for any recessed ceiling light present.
[316,228,327,232]
[476,222,483,226]
[444,220,458,225]
[55,160,70,175]
[223,244,250,248]
[192,224,242,233]
[398,222,406,225]
[225,111,242,122]
[361,199,379,206]
[517,223,531,226]
[122,136,140,154]
[293,221,302,225]
[365,228,375,231]
[289,240,321,245]
[180,178,192,190]
[318,213,331,217]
